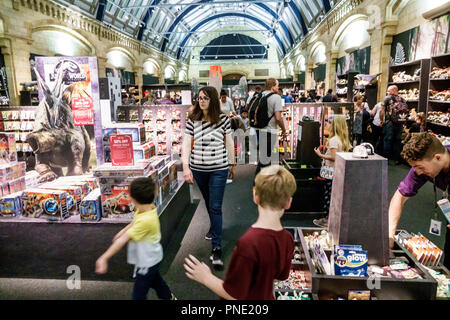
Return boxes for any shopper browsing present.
[220,90,235,116]
[313,115,352,228]
[184,165,296,300]
[181,86,235,269]
[388,133,450,269]
[95,177,175,300]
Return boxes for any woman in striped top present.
[181,86,235,269]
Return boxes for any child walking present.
[313,115,352,228]
[184,165,297,300]
[95,177,175,300]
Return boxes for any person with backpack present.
[248,78,287,177]
[380,85,408,164]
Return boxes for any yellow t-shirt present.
[126,208,163,268]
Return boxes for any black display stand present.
[388,58,430,113]
[0,180,197,281]
[19,91,39,106]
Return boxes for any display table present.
[0,179,197,282]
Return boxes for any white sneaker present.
[226,179,233,184]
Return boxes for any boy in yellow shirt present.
[95,177,175,300]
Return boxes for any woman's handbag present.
[320,162,334,180]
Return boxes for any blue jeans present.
[192,169,229,250]
[132,263,172,300]
[383,122,403,161]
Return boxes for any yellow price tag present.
[279,147,285,153]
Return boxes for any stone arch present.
[332,14,370,52]
[386,0,413,20]
[0,14,6,34]
[143,58,161,76]
[295,55,306,71]
[30,24,96,56]
[178,70,187,82]
[309,41,327,65]
[106,47,136,71]
[164,65,176,79]
[222,70,249,79]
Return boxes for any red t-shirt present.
[223,227,294,300]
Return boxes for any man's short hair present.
[265,78,278,90]
[130,177,156,204]
[254,165,297,210]
[220,90,227,97]
[255,86,262,92]
[401,132,446,162]
[327,89,333,94]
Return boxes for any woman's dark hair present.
[130,177,156,204]
[189,86,222,124]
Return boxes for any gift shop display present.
[21,188,70,221]
[79,188,102,221]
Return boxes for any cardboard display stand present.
[328,152,390,266]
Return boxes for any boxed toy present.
[0,132,17,164]
[101,184,134,218]
[7,176,26,194]
[55,176,98,193]
[134,142,156,161]
[149,156,165,171]
[168,160,178,191]
[0,192,23,217]
[94,160,152,178]
[0,162,26,183]
[40,184,83,213]
[79,188,102,221]
[25,170,40,188]
[103,123,146,144]
[22,188,69,220]
[333,245,368,277]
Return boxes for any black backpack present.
[248,92,276,128]
[389,95,409,124]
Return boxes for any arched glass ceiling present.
[200,34,267,60]
[53,0,335,62]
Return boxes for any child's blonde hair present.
[254,165,297,210]
[328,115,352,152]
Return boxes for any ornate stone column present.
[325,49,339,93]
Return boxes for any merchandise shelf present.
[297,227,438,300]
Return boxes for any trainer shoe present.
[210,248,224,270]
[204,232,212,240]
[313,217,328,228]
[171,293,177,300]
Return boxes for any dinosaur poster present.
[30,56,101,182]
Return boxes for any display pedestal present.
[0,180,197,282]
[328,152,389,266]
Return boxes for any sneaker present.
[210,248,224,270]
[204,232,212,240]
[171,293,177,300]
[226,179,233,184]
[313,217,328,228]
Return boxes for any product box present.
[167,160,179,191]
[22,188,69,220]
[79,188,102,221]
[134,142,156,161]
[55,176,98,194]
[0,162,26,183]
[94,160,153,178]
[40,184,83,213]
[156,155,171,165]
[0,132,18,164]
[25,170,40,188]
[149,156,165,171]
[101,184,135,218]
[103,123,146,144]
[333,245,368,277]
[7,176,26,194]
[158,163,172,204]
[0,192,23,216]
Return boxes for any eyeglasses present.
[198,96,210,102]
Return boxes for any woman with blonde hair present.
[313,115,352,227]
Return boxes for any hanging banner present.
[109,134,134,167]
[32,56,101,180]
[209,65,222,95]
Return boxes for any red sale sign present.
[72,97,94,125]
[109,134,134,166]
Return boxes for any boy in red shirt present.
[184,165,296,299]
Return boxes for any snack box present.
[0,132,18,164]
[134,142,156,161]
[7,176,26,194]
[0,192,23,216]
[22,188,69,220]
[334,245,368,277]
[94,159,152,178]
[103,123,146,144]
[79,188,102,221]
[40,184,83,213]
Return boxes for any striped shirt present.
[185,113,232,172]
